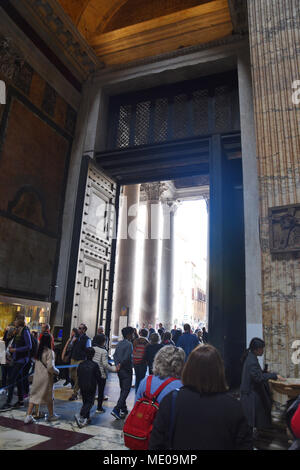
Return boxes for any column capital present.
[140,182,169,202]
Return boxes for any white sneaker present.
[75,414,87,428]
[47,414,60,422]
[24,414,36,424]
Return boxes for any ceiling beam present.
[227,0,248,34]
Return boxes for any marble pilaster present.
[248,0,300,379]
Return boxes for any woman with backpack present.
[136,345,185,404]
[149,344,253,450]
[123,345,185,450]
[24,333,60,424]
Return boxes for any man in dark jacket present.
[75,347,101,428]
[145,332,164,375]
[111,326,134,420]
[0,316,32,411]
[176,324,199,359]
[69,324,91,401]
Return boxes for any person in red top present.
[39,324,54,350]
[132,329,149,392]
[291,400,300,438]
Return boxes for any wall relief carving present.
[269,204,300,253]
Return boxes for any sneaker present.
[103,395,109,401]
[75,414,87,428]
[24,414,36,425]
[12,401,24,409]
[0,402,12,412]
[68,394,78,401]
[63,380,70,387]
[111,408,121,420]
[96,408,105,414]
[47,414,60,422]
[120,410,128,419]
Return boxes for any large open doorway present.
[64,69,246,388]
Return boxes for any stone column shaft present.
[112,184,140,337]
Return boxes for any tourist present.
[197,330,203,343]
[111,326,134,420]
[94,325,108,349]
[161,331,175,346]
[74,347,101,428]
[148,325,156,337]
[0,316,32,411]
[69,324,91,401]
[149,344,253,450]
[157,323,165,340]
[171,328,182,346]
[240,337,286,432]
[39,323,54,350]
[145,333,164,375]
[1,326,15,393]
[136,345,184,404]
[202,327,209,344]
[291,399,300,439]
[61,327,78,386]
[24,333,60,424]
[176,323,199,358]
[132,328,149,392]
[92,334,119,413]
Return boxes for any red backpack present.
[123,375,177,450]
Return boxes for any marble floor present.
[0,373,136,450]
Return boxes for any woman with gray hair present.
[135,346,185,404]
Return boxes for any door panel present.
[71,161,118,339]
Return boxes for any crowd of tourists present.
[1,316,300,450]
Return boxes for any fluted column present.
[248,0,300,378]
[159,201,177,331]
[112,184,140,337]
[139,183,167,328]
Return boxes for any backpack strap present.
[145,375,153,397]
[152,377,178,400]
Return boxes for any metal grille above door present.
[107,71,240,150]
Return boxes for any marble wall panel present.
[248,0,300,379]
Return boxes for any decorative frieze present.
[269,204,300,254]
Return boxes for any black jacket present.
[149,386,253,450]
[145,343,164,374]
[77,359,101,392]
[240,351,277,428]
[71,334,90,361]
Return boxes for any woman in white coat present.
[24,333,59,424]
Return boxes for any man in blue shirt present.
[0,316,32,411]
[176,323,199,359]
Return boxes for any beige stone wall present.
[248,0,300,379]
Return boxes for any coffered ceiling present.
[5,0,247,84]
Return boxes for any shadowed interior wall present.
[0,36,77,299]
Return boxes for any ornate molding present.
[10,0,103,82]
[269,204,300,254]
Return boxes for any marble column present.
[159,201,177,331]
[248,0,300,379]
[112,184,140,337]
[139,183,166,328]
